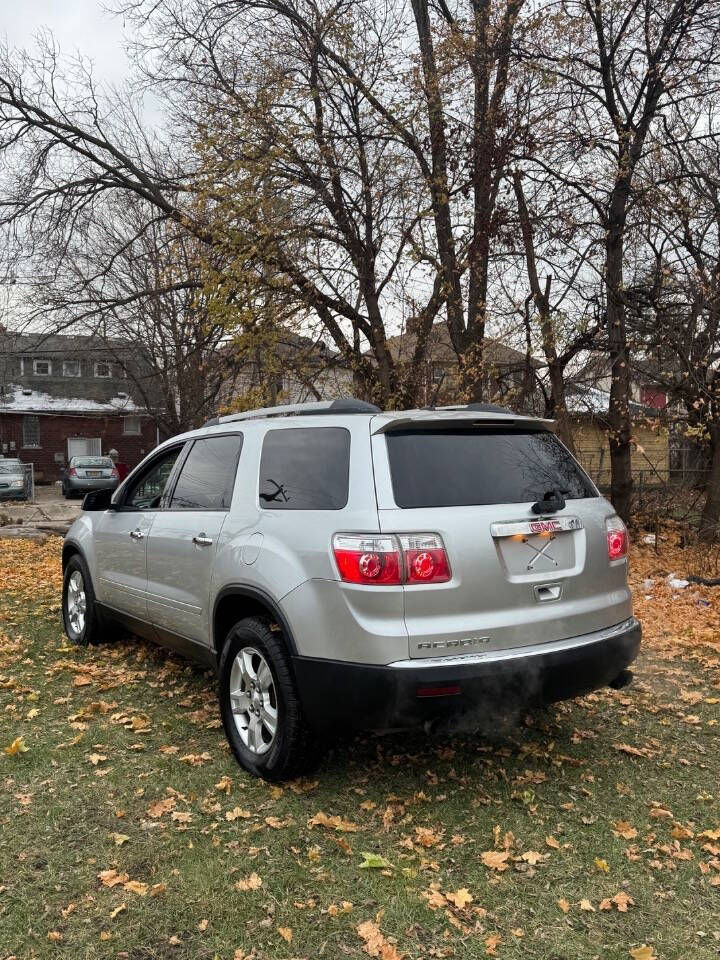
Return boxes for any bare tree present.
[527,0,720,522]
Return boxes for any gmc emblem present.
[529,519,562,534]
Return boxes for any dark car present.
[62,456,119,498]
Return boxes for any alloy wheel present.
[66,570,87,636]
[229,646,278,755]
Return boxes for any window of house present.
[23,415,40,448]
[94,361,112,378]
[33,359,51,376]
[123,416,142,436]
[431,363,449,385]
[259,427,351,510]
[63,360,80,378]
[170,435,244,510]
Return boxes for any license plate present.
[490,516,583,538]
[86,471,101,477]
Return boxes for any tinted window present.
[386,428,594,508]
[259,427,350,510]
[73,457,113,468]
[170,435,243,510]
[126,448,182,510]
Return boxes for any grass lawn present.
[1,536,719,960]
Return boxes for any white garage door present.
[67,437,102,459]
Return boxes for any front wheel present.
[218,617,319,781]
[62,555,103,646]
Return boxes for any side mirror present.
[82,488,115,512]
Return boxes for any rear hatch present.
[370,415,632,660]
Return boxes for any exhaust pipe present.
[609,669,633,690]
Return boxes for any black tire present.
[62,554,104,646]
[218,617,319,781]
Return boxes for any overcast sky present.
[3,0,133,84]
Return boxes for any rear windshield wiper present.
[531,489,566,514]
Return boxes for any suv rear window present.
[259,427,350,510]
[386,428,594,508]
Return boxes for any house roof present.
[382,323,539,368]
[0,384,143,417]
[0,329,156,414]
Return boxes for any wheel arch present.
[62,540,86,572]
[213,585,298,657]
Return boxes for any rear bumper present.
[67,478,118,492]
[292,617,641,733]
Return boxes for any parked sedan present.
[62,457,120,498]
[0,459,27,501]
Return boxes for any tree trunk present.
[699,423,720,541]
[606,190,633,524]
[547,360,576,454]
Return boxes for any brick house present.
[0,331,158,484]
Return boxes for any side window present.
[126,448,182,510]
[259,427,350,510]
[170,435,243,510]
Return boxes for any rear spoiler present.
[370,410,555,435]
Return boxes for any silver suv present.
[61,399,640,781]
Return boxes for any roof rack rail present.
[435,402,517,415]
[205,397,380,427]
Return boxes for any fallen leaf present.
[150,883,168,897]
[613,820,638,840]
[147,797,175,819]
[98,869,129,888]
[215,775,232,793]
[557,898,570,913]
[629,947,656,960]
[47,931,63,942]
[594,857,610,873]
[198,919,209,931]
[3,737,29,756]
[277,927,292,942]
[546,835,560,849]
[110,903,127,919]
[308,811,359,832]
[359,852,392,870]
[225,806,252,821]
[579,899,595,912]
[485,933,501,956]
[445,888,473,909]
[481,850,509,871]
[110,833,130,846]
[357,919,403,960]
[234,873,262,891]
[123,880,148,896]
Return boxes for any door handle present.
[193,535,213,546]
[129,528,145,540]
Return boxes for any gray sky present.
[3,0,133,84]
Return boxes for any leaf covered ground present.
[1,533,719,960]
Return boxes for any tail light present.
[68,467,77,477]
[111,467,120,478]
[332,535,402,585]
[606,516,628,561]
[332,533,450,585]
[399,534,451,583]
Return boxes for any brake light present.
[332,535,402,585]
[399,534,451,584]
[606,516,628,561]
[68,467,77,477]
[332,533,450,585]
[111,467,119,478]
